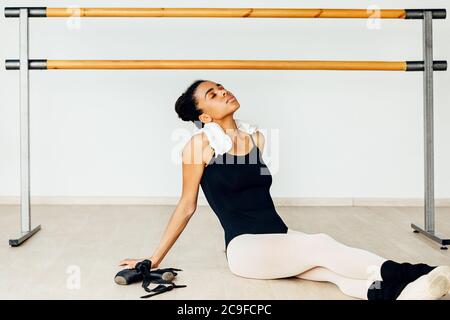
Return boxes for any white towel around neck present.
[193,119,258,158]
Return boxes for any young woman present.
[119,80,450,300]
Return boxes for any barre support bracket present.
[411,11,450,250]
[405,9,446,19]
[5,7,46,18]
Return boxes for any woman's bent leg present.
[287,229,387,280]
[227,231,387,281]
[288,228,376,299]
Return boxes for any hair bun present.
[174,79,206,128]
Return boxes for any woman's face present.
[194,81,240,123]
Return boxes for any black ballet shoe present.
[114,267,143,285]
[380,260,437,284]
[149,267,183,282]
[114,259,181,285]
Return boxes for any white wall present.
[1,0,449,201]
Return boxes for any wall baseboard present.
[0,196,449,207]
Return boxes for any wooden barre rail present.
[4,7,447,19]
[4,60,448,71]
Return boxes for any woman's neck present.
[214,117,241,140]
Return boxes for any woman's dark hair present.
[175,79,206,129]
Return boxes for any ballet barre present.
[3,7,447,19]
[4,60,448,71]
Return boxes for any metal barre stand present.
[411,11,449,250]
[8,9,41,247]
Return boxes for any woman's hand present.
[118,258,160,269]
[118,258,145,269]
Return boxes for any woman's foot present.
[444,267,450,297]
[396,266,450,300]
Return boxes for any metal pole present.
[20,8,31,235]
[9,8,41,246]
[411,11,449,249]
[423,11,435,233]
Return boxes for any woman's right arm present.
[148,133,208,267]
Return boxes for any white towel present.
[193,119,258,158]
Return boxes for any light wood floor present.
[1,205,449,300]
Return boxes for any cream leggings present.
[226,229,388,300]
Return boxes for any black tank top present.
[200,132,288,252]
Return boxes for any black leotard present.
[200,133,288,252]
